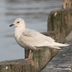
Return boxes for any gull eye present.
[17,21,19,23]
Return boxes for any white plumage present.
[10,18,69,50]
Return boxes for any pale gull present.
[9,18,69,59]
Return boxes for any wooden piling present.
[48,8,72,43]
[0,59,34,72]
[62,0,72,9]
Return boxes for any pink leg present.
[24,50,33,60]
[28,50,33,59]
[24,50,34,66]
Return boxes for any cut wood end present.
[65,31,72,42]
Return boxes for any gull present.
[9,18,69,59]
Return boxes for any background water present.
[0,0,62,61]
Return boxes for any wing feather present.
[21,28,55,47]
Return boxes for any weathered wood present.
[48,8,72,43]
[41,41,72,72]
[25,49,59,72]
[0,59,34,72]
[65,31,72,42]
[25,31,59,72]
[62,0,72,9]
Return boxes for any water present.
[0,0,62,61]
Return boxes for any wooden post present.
[0,59,34,72]
[62,0,72,9]
[48,8,72,43]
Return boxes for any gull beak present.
[9,24,14,27]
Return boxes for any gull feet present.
[24,50,34,66]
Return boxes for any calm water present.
[0,0,62,61]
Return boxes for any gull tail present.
[51,42,70,50]
[54,42,69,47]
[52,46,61,49]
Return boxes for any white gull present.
[9,18,69,59]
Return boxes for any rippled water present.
[0,0,62,61]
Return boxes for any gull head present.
[9,18,25,28]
